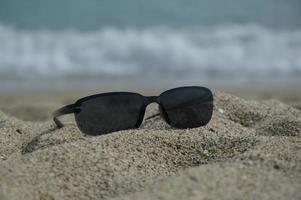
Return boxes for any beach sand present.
[0,90,300,200]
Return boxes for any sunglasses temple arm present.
[53,104,75,128]
[145,113,160,120]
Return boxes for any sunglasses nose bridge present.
[144,96,160,105]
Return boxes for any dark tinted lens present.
[74,93,145,135]
[160,87,213,128]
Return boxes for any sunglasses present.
[53,86,213,136]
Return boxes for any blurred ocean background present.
[0,0,300,89]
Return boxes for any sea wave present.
[0,23,301,80]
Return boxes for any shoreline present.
[1,75,301,91]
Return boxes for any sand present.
[0,91,300,200]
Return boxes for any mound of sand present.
[0,92,300,200]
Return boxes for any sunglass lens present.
[159,87,213,128]
[74,93,145,135]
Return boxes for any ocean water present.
[0,0,301,88]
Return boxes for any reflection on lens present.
[74,93,144,135]
[160,87,213,128]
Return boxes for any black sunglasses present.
[53,86,213,136]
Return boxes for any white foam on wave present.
[0,23,301,80]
